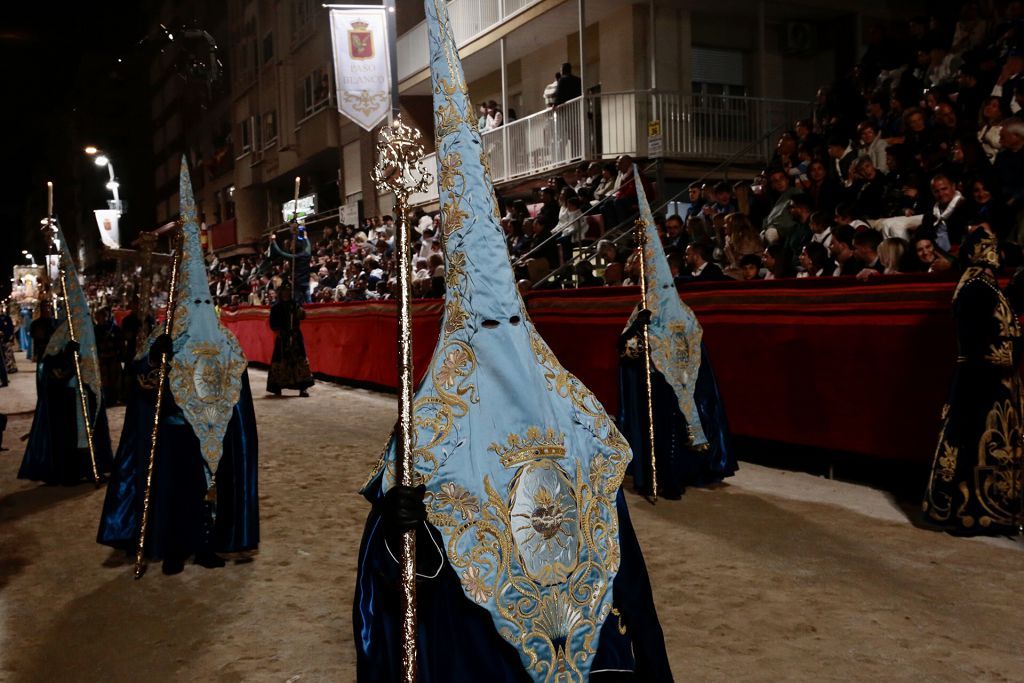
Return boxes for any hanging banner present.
[93,209,122,249]
[328,6,392,131]
[339,200,360,227]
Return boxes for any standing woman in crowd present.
[924,232,1024,536]
[266,284,314,397]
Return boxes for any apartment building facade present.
[150,0,911,248]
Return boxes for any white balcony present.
[396,0,544,83]
[409,92,810,207]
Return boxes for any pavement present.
[1,356,1022,681]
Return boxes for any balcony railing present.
[594,91,811,161]
[396,0,543,82]
[408,92,810,206]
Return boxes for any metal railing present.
[593,91,810,161]
[483,96,586,184]
[408,92,809,207]
[396,0,543,82]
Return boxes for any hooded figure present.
[352,2,672,681]
[618,167,736,499]
[98,159,259,574]
[19,223,113,485]
[923,231,1024,536]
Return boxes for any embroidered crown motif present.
[350,19,369,30]
[489,427,566,468]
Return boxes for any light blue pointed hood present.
[627,165,707,447]
[367,1,634,678]
[140,159,247,489]
[45,222,103,415]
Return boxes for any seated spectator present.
[679,241,728,283]
[798,242,833,278]
[966,175,1007,240]
[809,211,834,249]
[802,159,842,215]
[827,135,857,182]
[879,237,908,274]
[738,253,762,281]
[683,181,706,221]
[762,244,795,279]
[995,117,1024,242]
[761,169,802,245]
[834,202,871,231]
[829,224,861,276]
[722,212,764,278]
[663,214,688,254]
[785,195,815,260]
[909,235,956,273]
[574,261,603,288]
[593,163,618,204]
[701,181,738,223]
[918,174,970,250]
[853,228,885,276]
[847,156,891,219]
[857,121,889,172]
[977,96,1005,163]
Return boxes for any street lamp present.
[84,146,122,211]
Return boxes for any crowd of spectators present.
[606,0,1024,286]
[73,2,1024,309]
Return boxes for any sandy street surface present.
[1,355,1023,682]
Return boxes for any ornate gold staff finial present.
[372,115,433,204]
[371,113,432,683]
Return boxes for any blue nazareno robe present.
[354,479,673,682]
[19,346,113,485]
[97,358,260,560]
[620,340,736,499]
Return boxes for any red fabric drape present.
[221,275,969,463]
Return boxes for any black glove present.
[149,334,174,363]
[380,484,427,538]
[635,308,653,326]
[66,340,81,355]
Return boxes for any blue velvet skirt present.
[18,361,113,485]
[97,366,260,560]
[620,342,737,498]
[353,478,673,681]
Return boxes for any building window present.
[291,0,316,44]
[262,32,274,64]
[300,68,331,119]
[691,47,747,101]
[263,111,278,147]
[240,116,253,154]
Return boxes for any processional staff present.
[290,175,301,305]
[371,114,433,683]
[635,218,658,504]
[133,225,183,579]
[46,181,100,486]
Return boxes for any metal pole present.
[635,216,657,504]
[500,37,509,179]
[385,0,400,119]
[372,116,432,683]
[134,228,183,579]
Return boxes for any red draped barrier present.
[221,275,967,463]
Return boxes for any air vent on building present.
[782,22,816,55]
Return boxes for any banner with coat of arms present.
[328,6,392,131]
[93,209,121,249]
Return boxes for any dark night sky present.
[0,2,156,297]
